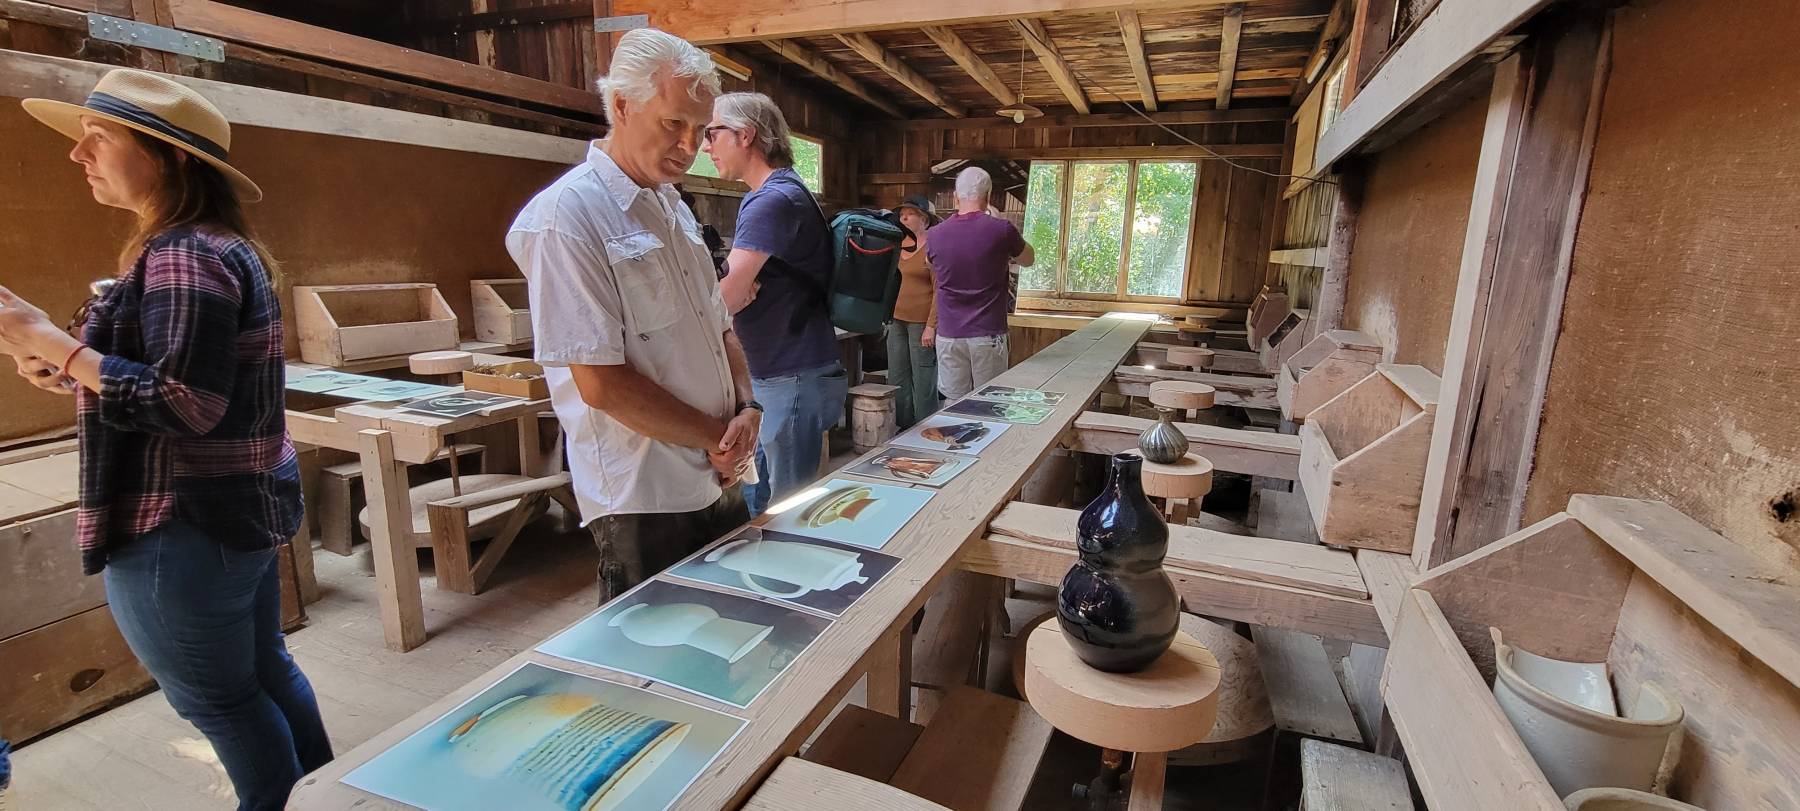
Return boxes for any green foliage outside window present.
[1019,163,1064,292]
[689,151,721,178]
[1018,159,1199,299]
[791,136,823,190]
[1126,162,1197,298]
[1065,163,1130,293]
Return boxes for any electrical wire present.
[1012,22,1338,186]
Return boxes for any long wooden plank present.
[291,315,1152,809]
[890,686,1052,811]
[746,758,950,810]
[1253,626,1362,744]
[1314,0,1551,169]
[1068,411,1299,479]
[1299,738,1410,811]
[1382,589,1560,810]
[964,535,1386,646]
[945,144,1285,161]
[1215,3,1244,109]
[1012,18,1090,114]
[164,0,599,113]
[1110,366,1278,410]
[760,37,905,117]
[835,32,965,117]
[1353,550,1414,636]
[1135,343,1267,375]
[629,0,1246,44]
[1570,495,1800,690]
[989,501,1368,599]
[1117,10,1158,112]
[899,107,1288,131]
[920,25,1016,108]
[0,48,587,164]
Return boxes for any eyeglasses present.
[702,125,735,144]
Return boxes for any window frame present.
[1020,157,1200,303]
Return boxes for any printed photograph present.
[341,661,744,811]
[537,579,830,708]
[971,384,1067,406]
[666,529,900,617]
[943,397,1055,425]
[758,478,935,549]
[286,367,385,394]
[399,390,524,418]
[889,415,1011,456]
[330,378,457,402]
[844,446,975,488]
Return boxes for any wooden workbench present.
[288,313,1152,809]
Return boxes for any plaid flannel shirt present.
[74,226,301,575]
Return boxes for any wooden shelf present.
[1276,329,1384,422]
[295,284,459,367]
[1394,496,1800,810]
[1299,364,1441,552]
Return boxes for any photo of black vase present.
[1056,452,1179,673]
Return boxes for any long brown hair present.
[119,131,280,282]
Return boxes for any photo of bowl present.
[799,485,879,527]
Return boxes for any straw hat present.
[22,68,262,202]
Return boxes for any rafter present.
[1216,4,1245,109]
[922,25,1019,108]
[1117,11,1159,112]
[1012,18,1090,114]
[759,38,905,117]
[835,32,967,117]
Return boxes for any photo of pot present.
[874,453,946,480]
[798,485,881,528]
[704,537,867,599]
[447,692,691,811]
[919,420,990,450]
[608,602,774,664]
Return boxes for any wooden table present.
[289,314,1152,809]
[286,353,551,653]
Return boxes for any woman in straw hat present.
[0,69,330,809]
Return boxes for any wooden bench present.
[1066,411,1302,480]
[424,471,577,594]
[746,757,951,810]
[804,686,1053,811]
[1299,738,1411,810]
[316,442,485,555]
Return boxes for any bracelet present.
[60,343,86,374]
[738,400,764,414]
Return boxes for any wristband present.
[60,343,86,375]
[738,400,764,414]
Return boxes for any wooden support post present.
[922,25,1018,108]
[1414,10,1609,568]
[358,429,427,652]
[1215,4,1244,110]
[1013,18,1090,114]
[866,619,914,722]
[1313,165,1361,334]
[835,32,966,117]
[1118,11,1158,112]
[760,38,905,117]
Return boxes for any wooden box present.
[1298,364,1439,551]
[0,603,155,742]
[470,278,532,345]
[1385,496,1800,810]
[1277,330,1384,422]
[1246,287,1291,348]
[294,283,458,366]
[1256,308,1309,372]
[0,509,105,640]
[464,361,550,400]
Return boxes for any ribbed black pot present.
[1056,452,1179,673]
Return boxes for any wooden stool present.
[1141,453,1214,525]
[1150,380,1214,422]
[357,473,536,549]
[1163,346,1216,371]
[408,350,474,384]
[1024,623,1222,810]
[316,443,485,555]
[850,383,900,453]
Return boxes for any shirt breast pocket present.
[605,231,678,335]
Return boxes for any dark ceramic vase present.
[1056,452,1180,673]
[1138,406,1189,464]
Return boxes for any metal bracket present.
[87,13,225,62]
[593,14,649,34]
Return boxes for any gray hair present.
[595,28,721,125]
[954,167,992,203]
[713,92,795,168]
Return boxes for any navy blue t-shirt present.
[730,168,838,379]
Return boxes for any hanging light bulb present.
[996,42,1043,124]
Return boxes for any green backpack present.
[821,208,916,335]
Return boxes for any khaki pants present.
[588,486,749,603]
[935,334,1010,399]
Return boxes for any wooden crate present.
[1257,308,1310,372]
[0,509,104,640]
[1246,287,1291,348]
[470,278,531,345]
[294,283,458,366]
[0,604,154,743]
[1277,330,1383,422]
[1298,364,1440,551]
[1385,496,1800,811]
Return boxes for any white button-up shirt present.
[506,143,735,521]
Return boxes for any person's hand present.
[13,355,73,395]
[0,286,60,358]
[921,326,935,348]
[710,407,760,484]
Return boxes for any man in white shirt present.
[506,29,760,602]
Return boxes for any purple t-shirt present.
[925,212,1024,339]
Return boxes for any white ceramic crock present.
[1563,787,1705,810]
[1491,627,1684,798]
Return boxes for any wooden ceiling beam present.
[619,0,1246,44]
[1117,11,1159,112]
[1012,18,1090,115]
[835,32,967,117]
[896,106,1289,130]
[760,38,906,117]
[922,25,1019,108]
[1216,4,1245,109]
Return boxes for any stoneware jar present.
[1056,452,1180,672]
[1138,406,1190,464]
[1562,787,1704,810]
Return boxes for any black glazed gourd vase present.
[1056,452,1180,673]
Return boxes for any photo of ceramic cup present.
[447,692,692,811]
[799,485,881,527]
[608,602,774,664]
[704,537,867,598]
[919,421,990,450]
[875,453,946,480]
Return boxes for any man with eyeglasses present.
[702,91,847,516]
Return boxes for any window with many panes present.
[1019,159,1199,301]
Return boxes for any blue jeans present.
[746,362,850,516]
[885,320,939,429]
[104,522,332,811]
